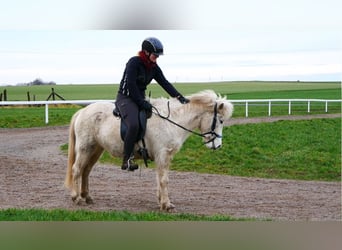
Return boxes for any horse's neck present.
[171,105,202,135]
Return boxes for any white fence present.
[0,99,341,124]
[231,99,341,117]
[0,100,113,124]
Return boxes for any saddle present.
[113,105,149,167]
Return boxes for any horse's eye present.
[219,119,223,124]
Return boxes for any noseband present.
[153,102,222,147]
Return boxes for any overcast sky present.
[0,0,341,85]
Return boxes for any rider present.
[115,37,190,171]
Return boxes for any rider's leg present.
[116,94,140,171]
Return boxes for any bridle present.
[201,103,223,147]
[152,102,222,148]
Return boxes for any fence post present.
[325,101,328,113]
[45,104,49,124]
[307,100,311,113]
[27,91,31,107]
[288,100,292,115]
[268,101,271,116]
[245,101,249,117]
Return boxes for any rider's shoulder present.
[127,56,141,64]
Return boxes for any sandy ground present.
[0,114,340,221]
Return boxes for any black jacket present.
[118,56,180,108]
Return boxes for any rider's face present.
[149,53,158,63]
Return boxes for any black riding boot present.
[121,156,139,171]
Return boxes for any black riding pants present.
[115,93,140,159]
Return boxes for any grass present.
[173,118,341,181]
[0,208,249,221]
[0,106,80,128]
[227,88,341,99]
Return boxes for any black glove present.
[177,95,190,104]
[141,100,152,112]
[141,100,153,119]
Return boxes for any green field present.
[173,118,341,181]
[0,81,340,101]
[1,81,341,128]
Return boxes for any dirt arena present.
[0,114,340,221]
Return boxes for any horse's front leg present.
[156,153,175,211]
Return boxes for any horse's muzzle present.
[204,138,222,150]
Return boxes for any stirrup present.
[121,158,139,171]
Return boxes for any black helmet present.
[142,37,164,55]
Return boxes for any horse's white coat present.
[65,90,233,210]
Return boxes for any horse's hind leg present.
[71,156,83,204]
[81,146,104,204]
[71,148,95,204]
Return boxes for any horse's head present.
[190,90,234,150]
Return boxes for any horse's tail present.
[64,110,79,189]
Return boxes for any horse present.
[64,90,233,211]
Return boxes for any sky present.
[0,0,341,85]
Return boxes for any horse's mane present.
[188,90,219,107]
[150,90,233,120]
[189,90,233,120]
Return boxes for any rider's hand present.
[142,100,152,112]
[177,95,190,104]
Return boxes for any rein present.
[152,102,222,146]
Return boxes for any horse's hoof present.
[166,203,176,211]
[161,202,175,212]
[72,196,82,205]
[85,197,94,204]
